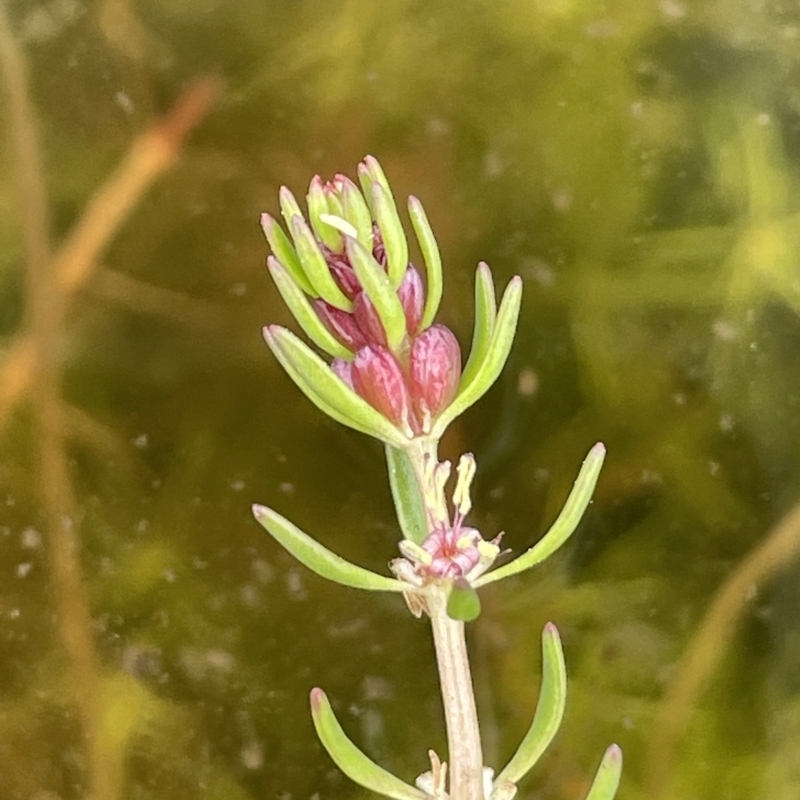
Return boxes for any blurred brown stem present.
[647,498,800,799]
[0,4,217,796]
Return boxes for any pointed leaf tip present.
[252,504,406,592]
[311,687,425,800]
[584,744,623,800]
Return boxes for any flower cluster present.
[260,156,522,448]
[262,158,460,439]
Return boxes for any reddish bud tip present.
[331,357,354,389]
[397,266,425,336]
[409,325,461,428]
[351,346,410,428]
[353,291,387,347]
[313,300,367,352]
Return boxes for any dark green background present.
[2,1,800,798]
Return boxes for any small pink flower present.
[351,346,411,429]
[419,525,482,579]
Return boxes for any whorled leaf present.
[495,623,566,785]
[291,215,353,311]
[253,505,406,592]
[266,257,351,359]
[372,182,408,289]
[346,237,407,351]
[385,444,428,544]
[584,745,623,800]
[408,196,443,331]
[446,578,481,622]
[260,213,315,296]
[431,276,522,437]
[311,688,426,800]
[474,443,606,588]
[264,325,410,447]
[459,262,498,392]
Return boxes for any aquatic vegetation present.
[256,157,621,800]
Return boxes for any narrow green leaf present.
[264,326,410,447]
[474,443,606,587]
[260,213,316,296]
[359,156,398,212]
[291,216,353,311]
[459,262,498,391]
[340,176,374,249]
[279,186,304,227]
[446,579,481,621]
[431,277,522,437]
[307,176,343,252]
[408,196,443,330]
[372,183,408,289]
[311,688,426,800]
[496,623,567,785]
[267,258,351,359]
[385,444,428,544]
[253,505,405,591]
[584,745,623,800]
[346,238,407,351]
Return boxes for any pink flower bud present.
[325,253,361,300]
[409,325,461,429]
[331,358,354,388]
[397,266,424,336]
[353,291,387,347]
[313,300,367,351]
[372,224,387,268]
[351,346,410,429]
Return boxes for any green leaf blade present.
[264,326,410,447]
[346,237,407,352]
[385,444,428,544]
[408,196,443,331]
[311,688,426,800]
[459,262,498,391]
[253,505,406,592]
[266,258,351,359]
[474,443,606,588]
[584,745,623,800]
[432,276,522,437]
[496,623,567,785]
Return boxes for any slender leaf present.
[264,326,410,447]
[474,443,606,587]
[260,213,315,296]
[385,444,428,544]
[346,237,407,351]
[408,196,443,330]
[496,623,567,784]
[584,745,623,800]
[311,688,426,800]
[253,505,406,592]
[291,215,353,311]
[372,183,408,288]
[307,177,343,252]
[431,277,522,437]
[340,176,374,249]
[459,262,498,391]
[267,258,351,359]
[279,186,304,227]
[446,579,481,621]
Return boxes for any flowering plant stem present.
[256,156,622,800]
[427,585,484,800]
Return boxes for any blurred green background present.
[2,0,800,798]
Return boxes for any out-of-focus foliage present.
[1,0,800,799]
